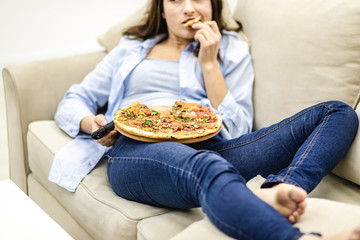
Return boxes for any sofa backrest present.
[233,0,360,130]
[97,0,360,186]
[232,0,360,187]
[99,1,360,130]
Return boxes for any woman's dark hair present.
[123,0,242,40]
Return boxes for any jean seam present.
[215,103,331,153]
[283,104,332,180]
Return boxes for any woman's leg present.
[107,136,304,240]
[203,101,358,193]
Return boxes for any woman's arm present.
[193,23,254,137]
[54,45,122,138]
[201,64,227,109]
[216,35,254,138]
[193,21,227,109]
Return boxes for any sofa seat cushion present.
[26,120,360,240]
[138,176,360,240]
[161,198,360,239]
[27,120,171,240]
[137,208,205,240]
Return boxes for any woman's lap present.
[107,135,301,239]
[107,101,358,205]
[107,136,242,208]
[106,101,358,240]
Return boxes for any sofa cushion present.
[97,0,238,52]
[165,198,360,239]
[137,175,360,240]
[97,5,147,52]
[27,121,170,240]
[233,0,360,130]
[27,120,360,239]
[137,208,205,240]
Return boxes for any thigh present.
[202,104,332,181]
[107,136,240,209]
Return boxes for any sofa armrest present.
[2,50,106,193]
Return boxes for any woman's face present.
[162,0,212,41]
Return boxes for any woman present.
[49,0,360,239]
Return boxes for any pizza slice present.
[184,16,201,27]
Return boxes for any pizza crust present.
[115,125,221,143]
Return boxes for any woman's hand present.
[192,21,222,69]
[81,115,119,147]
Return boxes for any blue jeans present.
[107,101,358,240]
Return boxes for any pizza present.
[184,16,201,27]
[114,101,222,142]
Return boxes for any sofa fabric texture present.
[161,198,360,239]
[232,0,360,186]
[27,121,170,240]
[3,0,360,239]
[234,0,360,131]
[3,51,106,193]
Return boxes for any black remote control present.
[91,121,115,139]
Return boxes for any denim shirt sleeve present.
[217,33,254,138]
[54,42,124,137]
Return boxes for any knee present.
[326,100,359,134]
[190,151,239,177]
[189,150,246,193]
[334,101,358,123]
[345,105,359,137]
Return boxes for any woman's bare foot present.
[299,226,360,239]
[253,183,307,223]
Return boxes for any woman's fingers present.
[192,21,220,37]
[96,129,119,147]
[94,114,107,128]
[193,21,221,67]
[92,114,119,147]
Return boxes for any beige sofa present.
[3,0,360,239]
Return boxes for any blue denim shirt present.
[48,31,254,192]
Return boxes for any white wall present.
[0,0,236,66]
[0,0,237,179]
[0,0,148,179]
[0,0,149,66]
